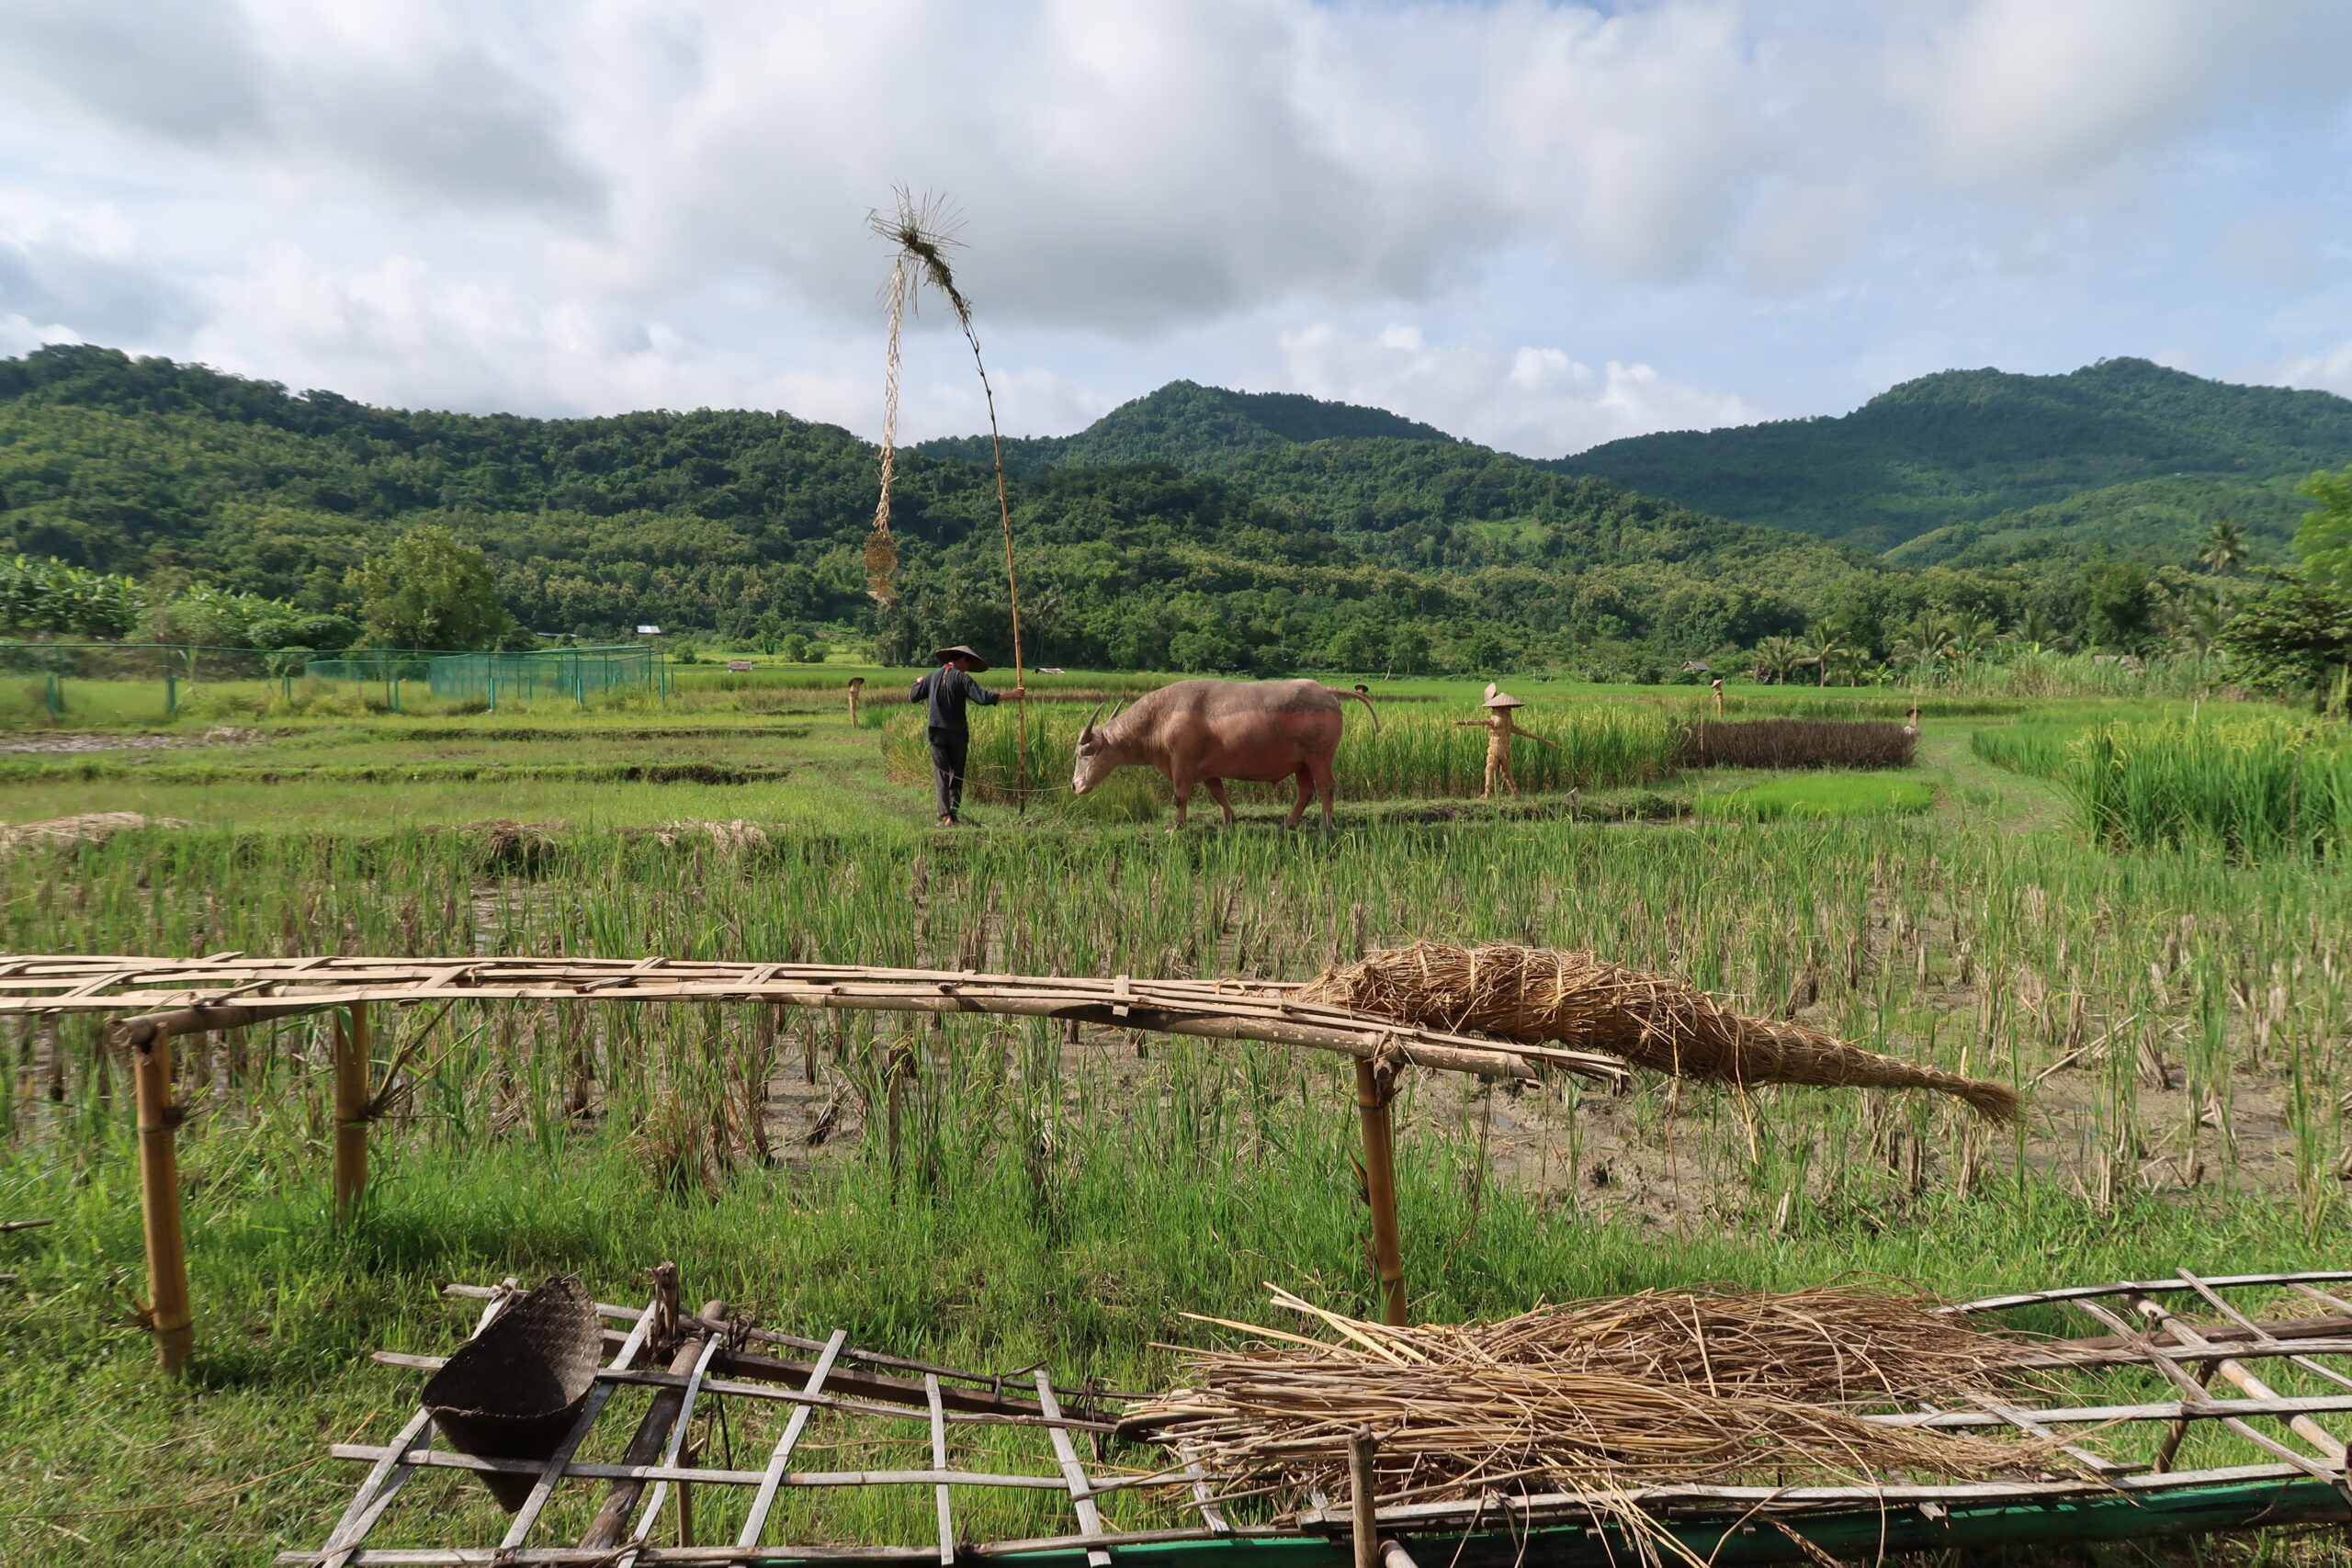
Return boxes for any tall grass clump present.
[884,704,1677,810]
[1970,722,2081,779]
[2058,716,2352,859]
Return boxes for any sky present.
[2,0,2349,457]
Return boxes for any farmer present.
[1454,684,1557,799]
[910,646,1021,827]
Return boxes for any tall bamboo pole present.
[962,321,1029,811]
[130,1022,192,1373]
[334,1004,369,1222]
[1353,1059,1407,1326]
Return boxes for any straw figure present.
[846,676,865,728]
[1305,941,2020,1122]
[1454,685,1555,798]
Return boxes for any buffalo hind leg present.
[1204,779,1235,827]
[1310,755,1338,830]
[1283,764,1314,829]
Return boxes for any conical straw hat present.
[1481,690,1525,709]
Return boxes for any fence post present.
[164,671,177,718]
[43,673,61,716]
[129,1021,194,1374]
[333,1004,370,1222]
[1353,1055,1408,1326]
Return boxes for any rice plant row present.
[1975,715,2352,859]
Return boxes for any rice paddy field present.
[4,667,2350,1564]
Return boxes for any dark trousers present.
[928,727,969,818]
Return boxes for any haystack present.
[1125,1286,2064,1555]
[1304,942,2018,1122]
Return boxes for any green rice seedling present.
[1693,775,1934,821]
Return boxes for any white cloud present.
[2278,339,2352,400]
[1899,0,2352,188]
[1277,322,1760,456]
[0,0,2348,431]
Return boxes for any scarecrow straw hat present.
[1480,689,1526,709]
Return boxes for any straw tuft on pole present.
[866,186,1031,800]
[1303,942,2019,1123]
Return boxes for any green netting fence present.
[420,647,657,704]
[0,640,665,722]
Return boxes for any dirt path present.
[1918,722,2073,835]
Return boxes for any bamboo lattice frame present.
[276,1269,2352,1566]
[0,953,1627,1084]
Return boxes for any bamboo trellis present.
[279,1267,2352,1566]
[0,953,1628,1372]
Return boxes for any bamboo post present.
[1353,1057,1407,1326]
[334,1004,369,1222]
[847,677,865,728]
[129,1021,193,1374]
[1348,1428,1379,1568]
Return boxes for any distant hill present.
[914,380,1461,472]
[1550,358,2352,556]
[0,344,1853,672]
[1885,474,2308,571]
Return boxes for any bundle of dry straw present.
[1124,1286,2063,1549]
[1303,942,2018,1122]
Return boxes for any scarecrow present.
[1454,684,1557,799]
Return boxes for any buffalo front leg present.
[1204,778,1236,826]
[1169,776,1193,830]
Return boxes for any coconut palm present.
[1749,635,1801,683]
[2201,519,2247,577]
[1798,632,1843,686]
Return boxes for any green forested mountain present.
[1550,358,2352,557]
[914,379,1460,473]
[0,344,1857,671]
[1885,474,2308,571]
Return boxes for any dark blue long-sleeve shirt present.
[909,667,1000,733]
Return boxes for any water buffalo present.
[1071,679,1380,829]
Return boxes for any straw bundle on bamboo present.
[1303,942,2018,1122]
[1124,1287,2065,1554]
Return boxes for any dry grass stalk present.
[864,248,908,604]
[1125,1286,2067,1565]
[1304,942,2019,1122]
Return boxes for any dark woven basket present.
[423,1274,605,1511]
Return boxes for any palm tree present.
[1749,635,1800,684]
[2201,519,2247,577]
[1798,632,1841,686]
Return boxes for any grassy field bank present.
[3,672,2349,1563]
